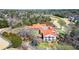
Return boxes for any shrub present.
[22,18,31,25]
[54,14,66,18]
[12,23,22,28]
[0,19,9,28]
[2,32,22,48]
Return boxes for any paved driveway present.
[0,36,10,50]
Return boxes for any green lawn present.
[37,42,48,48]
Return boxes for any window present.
[48,36,52,41]
[44,36,54,42]
[44,37,48,41]
[48,36,54,41]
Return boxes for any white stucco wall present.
[43,34,56,42]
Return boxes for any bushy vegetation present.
[22,16,51,26]
[37,42,75,50]
[63,28,79,49]
[0,9,79,28]
[2,32,22,48]
[51,43,75,50]
[75,20,79,26]
[54,14,66,18]
[12,22,22,28]
[0,19,9,28]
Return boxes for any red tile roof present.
[31,24,46,29]
[40,28,57,36]
[27,24,58,36]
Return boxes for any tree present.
[2,32,22,48]
[22,18,31,25]
[75,20,79,27]
[64,28,79,49]
[0,19,9,28]
[12,22,22,28]
[54,14,66,18]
